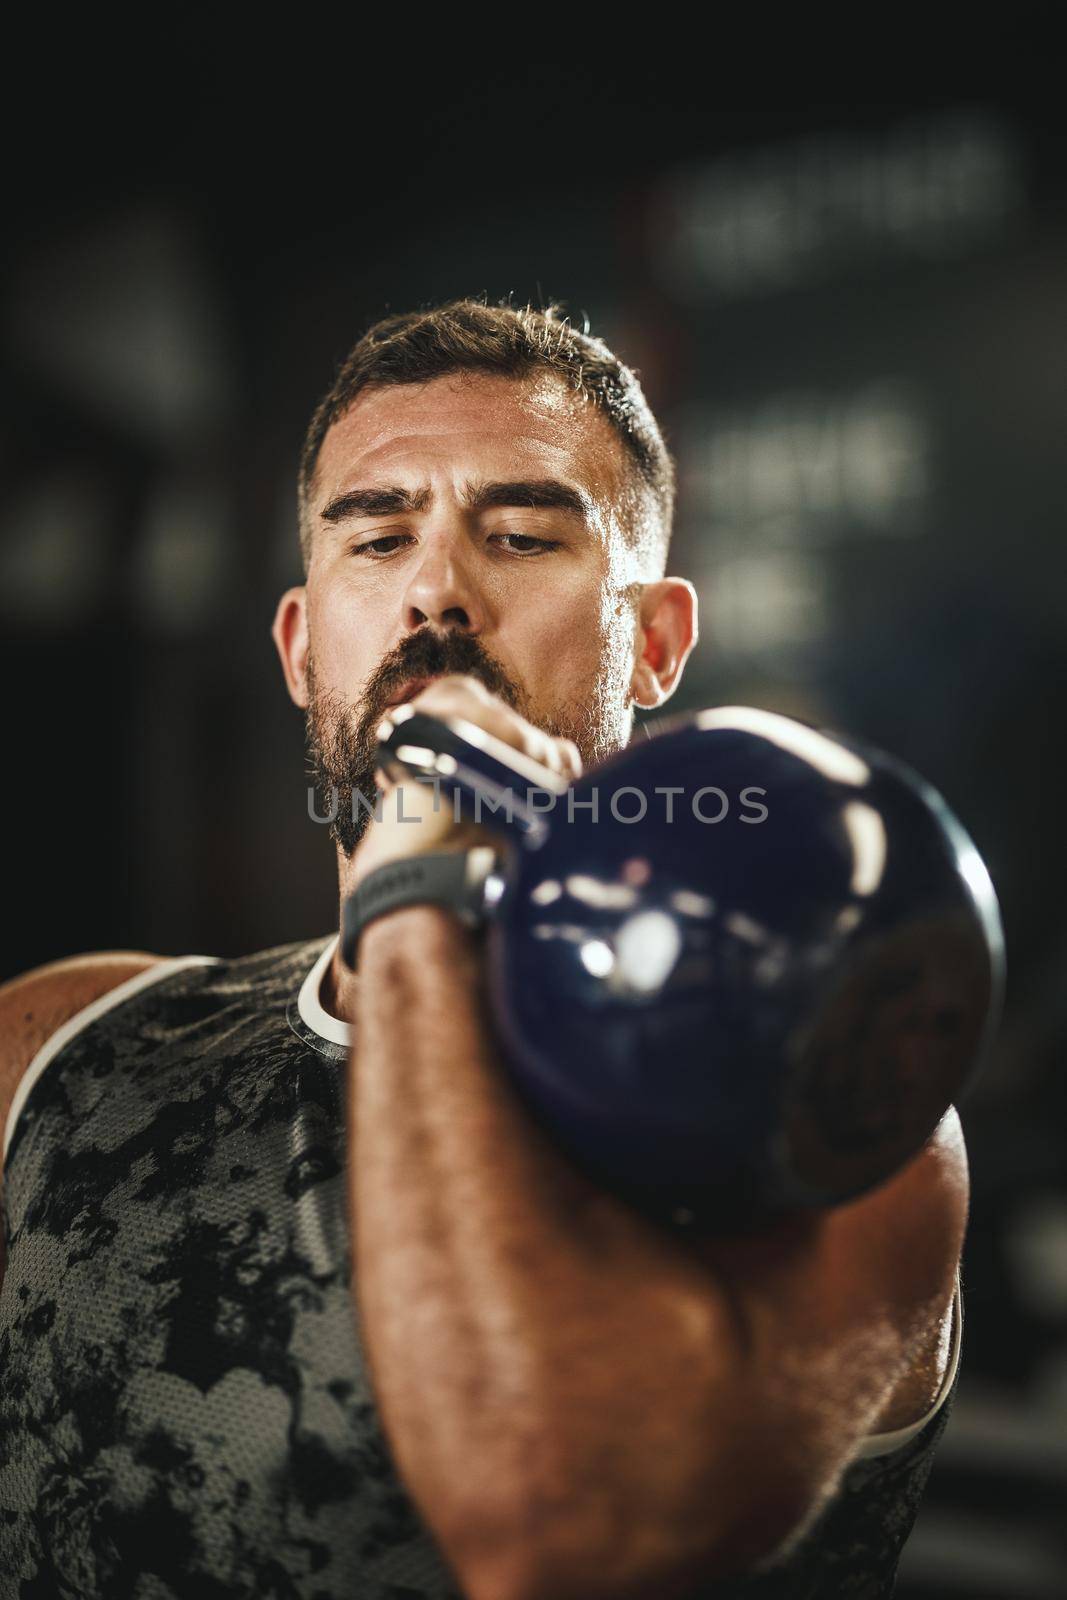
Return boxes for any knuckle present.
[410,687,460,714]
[536,733,565,769]
[415,673,483,706]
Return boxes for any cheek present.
[309,583,391,691]
[512,580,631,696]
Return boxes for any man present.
[0,300,967,1598]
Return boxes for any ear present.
[272,586,310,709]
[629,578,699,710]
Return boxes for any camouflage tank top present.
[0,935,961,1599]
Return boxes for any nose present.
[401,528,486,635]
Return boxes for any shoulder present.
[825,1106,969,1334]
[703,1108,966,1303]
[841,1108,968,1434]
[0,951,165,1167]
[694,1109,967,1308]
[689,1108,968,1454]
[0,950,168,1057]
[662,1115,968,1572]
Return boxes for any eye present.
[350,534,413,558]
[491,533,560,557]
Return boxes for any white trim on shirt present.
[2,955,219,1164]
[297,935,351,1048]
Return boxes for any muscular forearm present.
[347,906,789,1600]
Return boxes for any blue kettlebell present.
[371,704,1004,1229]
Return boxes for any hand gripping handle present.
[375,705,570,850]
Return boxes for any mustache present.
[303,632,527,859]
[365,631,522,716]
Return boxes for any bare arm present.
[348,904,967,1600]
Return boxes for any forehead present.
[311,371,628,507]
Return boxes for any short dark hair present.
[297,298,675,576]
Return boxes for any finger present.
[532,731,573,777]
[408,675,506,728]
[408,677,550,765]
[557,739,583,779]
[392,676,583,789]
[410,673,493,706]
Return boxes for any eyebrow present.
[320,485,432,521]
[465,479,593,519]
[319,477,593,525]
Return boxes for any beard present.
[304,624,636,857]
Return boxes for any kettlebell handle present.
[376,705,569,850]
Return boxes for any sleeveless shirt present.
[0,935,962,1599]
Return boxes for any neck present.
[319,941,353,1028]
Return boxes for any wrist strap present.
[341,847,499,970]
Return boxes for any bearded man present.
[0,300,966,1599]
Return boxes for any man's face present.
[296,370,647,855]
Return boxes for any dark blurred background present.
[3,55,1064,1596]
